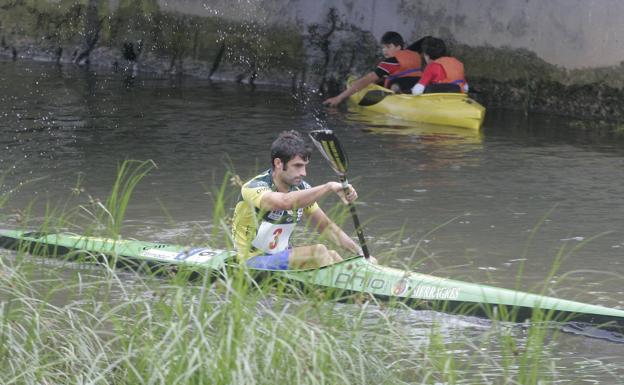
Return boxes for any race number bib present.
[251,221,295,254]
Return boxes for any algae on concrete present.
[448,42,624,121]
[0,0,306,84]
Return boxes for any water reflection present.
[345,108,484,178]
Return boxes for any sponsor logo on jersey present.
[267,210,284,221]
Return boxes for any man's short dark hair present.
[270,130,311,169]
[422,37,447,60]
[381,31,405,48]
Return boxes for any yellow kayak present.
[347,77,486,130]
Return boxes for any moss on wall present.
[0,0,306,83]
[0,0,86,54]
[448,42,624,121]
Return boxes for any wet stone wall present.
[0,0,310,86]
[0,0,378,91]
[1,0,624,122]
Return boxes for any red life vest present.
[433,57,467,92]
[384,50,423,88]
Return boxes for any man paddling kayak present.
[232,130,366,269]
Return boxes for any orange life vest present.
[384,50,423,88]
[433,57,467,92]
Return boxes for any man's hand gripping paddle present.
[309,130,371,260]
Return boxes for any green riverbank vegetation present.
[0,160,620,384]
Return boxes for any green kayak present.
[2,229,623,330]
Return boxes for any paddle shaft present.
[340,176,370,259]
[308,129,371,260]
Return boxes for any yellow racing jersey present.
[232,169,319,259]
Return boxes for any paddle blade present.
[358,89,392,106]
[309,129,371,259]
[309,130,349,176]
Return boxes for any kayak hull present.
[2,229,623,329]
[347,77,486,130]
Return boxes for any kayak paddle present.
[308,129,370,259]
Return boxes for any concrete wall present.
[162,0,624,70]
[393,0,622,69]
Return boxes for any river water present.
[1,60,624,382]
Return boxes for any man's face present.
[381,43,401,58]
[278,155,308,186]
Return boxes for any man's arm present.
[258,181,353,211]
[307,208,363,256]
[323,72,380,107]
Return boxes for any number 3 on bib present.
[268,228,283,250]
[252,222,295,253]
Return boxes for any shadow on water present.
[340,103,624,154]
[562,322,624,343]
[483,108,624,150]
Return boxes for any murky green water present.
[1,60,624,382]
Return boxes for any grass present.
[0,253,404,384]
[0,160,622,384]
[0,257,573,385]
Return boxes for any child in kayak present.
[411,37,469,95]
[323,31,423,107]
